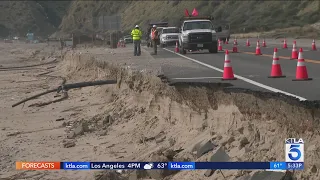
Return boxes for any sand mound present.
[58,51,320,180]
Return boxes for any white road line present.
[171,77,222,80]
[163,48,307,101]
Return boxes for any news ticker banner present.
[16,162,304,170]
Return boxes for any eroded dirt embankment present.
[58,51,320,180]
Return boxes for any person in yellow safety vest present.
[151,25,159,55]
[131,25,142,56]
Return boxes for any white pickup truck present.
[178,16,220,54]
[159,27,180,47]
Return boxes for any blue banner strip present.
[60,162,304,170]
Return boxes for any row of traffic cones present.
[289,40,318,59]
[221,48,312,81]
[117,41,126,48]
[244,38,317,51]
[175,38,317,57]
[218,39,260,54]
[173,39,313,81]
[219,39,239,53]
[245,39,267,47]
[282,39,317,51]
[222,38,317,56]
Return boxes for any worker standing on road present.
[131,25,142,56]
[151,25,159,55]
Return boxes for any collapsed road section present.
[1,45,320,180]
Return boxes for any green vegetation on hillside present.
[0,1,319,38]
[59,0,320,36]
[0,1,70,37]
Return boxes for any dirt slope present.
[60,50,320,180]
[59,1,320,35]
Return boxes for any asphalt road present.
[145,40,320,101]
[234,38,320,61]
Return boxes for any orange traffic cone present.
[268,48,285,78]
[291,41,298,59]
[262,39,267,47]
[292,48,312,81]
[283,38,288,49]
[246,39,250,46]
[232,41,238,53]
[225,37,228,44]
[311,39,317,51]
[175,41,179,53]
[222,50,237,80]
[218,40,223,51]
[255,41,262,55]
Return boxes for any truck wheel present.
[179,44,185,54]
[180,48,186,54]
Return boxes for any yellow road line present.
[239,51,320,64]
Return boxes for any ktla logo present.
[285,138,304,162]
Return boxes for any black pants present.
[133,40,141,56]
[153,40,157,54]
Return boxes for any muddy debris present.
[103,114,114,125]
[98,129,108,136]
[94,171,126,180]
[196,140,216,158]
[311,165,317,173]
[62,139,76,148]
[56,118,65,121]
[239,137,250,149]
[68,120,90,138]
[221,136,235,146]
[248,171,293,180]
[6,131,21,137]
[128,170,150,180]
[163,149,177,161]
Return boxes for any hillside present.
[0,1,70,38]
[59,0,320,36]
[0,1,319,38]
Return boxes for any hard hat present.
[153,25,157,28]
[135,25,139,28]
